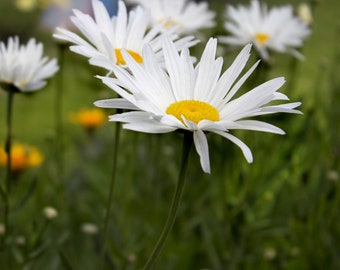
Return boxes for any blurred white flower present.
[0,223,5,235]
[53,0,199,71]
[219,0,311,60]
[15,235,26,245]
[125,0,215,35]
[298,3,313,26]
[0,36,59,92]
[81,222,99,234]
[327,170,339,182]
[43,206,58,219]
[95,36,301,173]
[263,247,277,260]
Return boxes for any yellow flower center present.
[166,100,219,125]
[255,33,270,46]
[115,49,143,65]
[157,18,183,32]
[157,18,176,28]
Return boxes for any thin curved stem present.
[99,119,121,269]
[143,131,193,270]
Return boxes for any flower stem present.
[100,119,121,269]
[4,89,15,239]
[143,131,193,270]
[55,43,66,176]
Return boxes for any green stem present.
[5,90,14,193]
[4,90,15,234]
[55,43,66,176]
[100,119,121,269]
[143,131,193,270]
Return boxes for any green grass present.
[0,0,339,269]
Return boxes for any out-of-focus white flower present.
[95,36,301,173]
[0,223,5,235]
[53,0,199,71]
[125,0,215,35]
[15,235,26,245]
[298,3,313,26]
[43,206,58,219]
[327,170,339,182]
[0,36,59,92]
[219,0,311,60]
[263,247,277,260]
[81,222,99,234]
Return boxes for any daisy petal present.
[214,131,253,163]
[94,98,138,110]
[193,130,211,173]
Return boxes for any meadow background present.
[0,0,339,269]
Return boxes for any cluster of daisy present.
[52,0,309,173]
[1,0,311,174]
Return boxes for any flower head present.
[43,206,58,219]
[126,0,216,35]
[53,0,199,71]
[95,36,301,173]
[0,36,59,92]
[0,223,5,235]
[219,0,311,60]
[0,143,44,172]
[71,108,106,131]
[298,3,313,26]
[81,222,99,235]
[15,0,37,12]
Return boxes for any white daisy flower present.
[219,0,311,60]
[126,0,216,35]
[53,0,199,71]
[0,36,59,92]
[95,36,301,173]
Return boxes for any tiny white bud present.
[263,247,277,260]
[81,223,99,235]
[0,223,5,235]
[43,206,58,219]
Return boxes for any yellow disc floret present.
[166,100,219,125]
[115,49,143,65]
[157,18,179,29]
[255,32,270,46]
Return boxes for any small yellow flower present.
[0,143,44,172]
[71,108,106,131]
[15,0,37,12]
